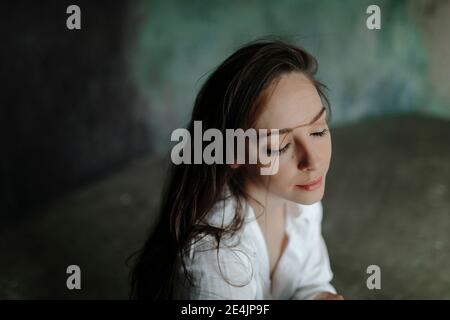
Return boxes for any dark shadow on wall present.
[1,0,152,219]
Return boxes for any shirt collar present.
[286,200,303,218]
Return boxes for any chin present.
[290,188,324,205]
[297,197,321,205]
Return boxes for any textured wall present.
[2,0,450,299]
[127,0,449,153]
[3,0,450,216]
[2,1,151,217]
[412,0,450,118]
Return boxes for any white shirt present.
[173,194,336,300]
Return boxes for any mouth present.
[296,176,323,191]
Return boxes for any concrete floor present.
[1,114,449,299]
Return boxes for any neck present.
[244,179,287,224]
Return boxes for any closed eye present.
[311,129,329,137]
[267,143,291,156]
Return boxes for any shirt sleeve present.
[290,201,337,300]
[174,235,258,300]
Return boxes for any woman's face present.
[247,71,332,205]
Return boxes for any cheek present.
[264,158,296,190]
[317,137,332,166]
[325,139,332,164]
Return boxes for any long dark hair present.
[129,38,331,299]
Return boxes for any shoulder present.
[176,197,258,299]
[204,195,243,229]
[184,195,257,268]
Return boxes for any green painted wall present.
[126,0,450,152]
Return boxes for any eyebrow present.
[268,106,326,136]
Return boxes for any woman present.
[130,39,343,300]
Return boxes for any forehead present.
[255,72,325,130]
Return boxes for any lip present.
[296,176,323,191]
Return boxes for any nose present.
[296,141,321,172]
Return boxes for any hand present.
[313,292,344,300]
